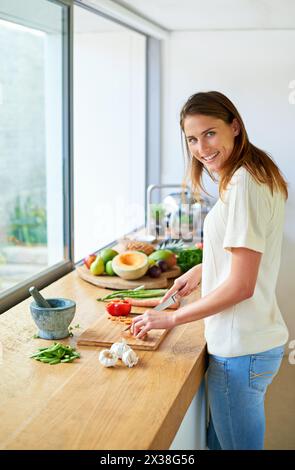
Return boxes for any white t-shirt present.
[202,166,289,357]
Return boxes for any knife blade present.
[153,291,179,311]
[122,291,179,332]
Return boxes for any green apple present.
[90,256,104,275]
[149,249,176,268]
[100,248,118,264]
[105,260,116,276]
[148,249,173,262]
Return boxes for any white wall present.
[162,30,295,350]
[74,30,146,261]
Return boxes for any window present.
[0,0,71,307]
[0,0,150,312]
[73,5,146,261]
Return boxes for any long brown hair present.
[180,91,288,200]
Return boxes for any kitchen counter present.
[0,266,207,450]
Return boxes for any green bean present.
[30,352,43,358]
[47,343,61,352]
[56,350,66,359]
[39,357,53,363]
[41,353,57,359]
[49,358,61,365]
[30,342,80,365]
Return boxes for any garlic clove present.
[110,340,131,359]
[99,349,118,367]
[122,348,139,368]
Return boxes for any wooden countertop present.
[0,268,207,450]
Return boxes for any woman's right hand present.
[160,263,202,304]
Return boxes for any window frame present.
[0,0,161,314]
[0,0,74,314]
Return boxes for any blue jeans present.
[206,345,285,450]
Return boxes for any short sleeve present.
[222,168,271,253]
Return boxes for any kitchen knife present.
[153,291,179,311]
[123,290,179,331]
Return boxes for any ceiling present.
[112,0,295,31]
[74,3,128,33]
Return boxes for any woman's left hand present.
[131,310,176,339]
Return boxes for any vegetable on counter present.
[97,288,168,302]
[110,340,131,359]
[177,248,203,273]
[106,299,131,317]
[98,341,139,368]
[30,342,80,365]
[99,349,118,367]
[122,348,139,368]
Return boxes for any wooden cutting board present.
[77,312,168,351]
[76,264,181,290]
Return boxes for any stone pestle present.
[29,286,52,309]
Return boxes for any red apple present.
[84,254,97,269]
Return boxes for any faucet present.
[146,183,191,238]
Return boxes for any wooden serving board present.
[76,264,181,290]
[77,312,168,351]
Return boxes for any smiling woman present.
[131,90,290,450]
[180,91,288,200]
[184,115,239,171]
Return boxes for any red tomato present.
[106,299,131,317]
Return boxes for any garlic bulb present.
[122,348,139,368]
[99,349,118,367]
[110,340,131,359]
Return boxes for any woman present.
[131,91,289,450]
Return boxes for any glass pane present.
[0,0,67,295]
[74,5,146,262]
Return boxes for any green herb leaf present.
[177,248,203,273]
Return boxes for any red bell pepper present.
[106,299,131,317]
